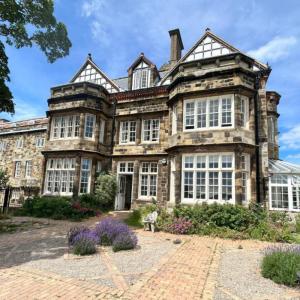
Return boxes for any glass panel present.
[184,171,193,199]
[209,172,219,200]
[196,172,206,199]
[185,102,195,129]
[209,99,219,127]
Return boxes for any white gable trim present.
[71,59,120,93]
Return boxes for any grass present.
[124,210,143,228]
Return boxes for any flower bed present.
[67,218,138,255]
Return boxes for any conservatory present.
[269,160,300,212]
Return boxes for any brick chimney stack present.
[169,29,184,64]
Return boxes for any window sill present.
[183,126,234,132]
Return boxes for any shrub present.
[124,209,143,228]
[95,173,117,210]
[295,214,300,233]
[72,230,98,256]
[261,245,300,286]
[165,217,193,234]
[112,232,138,252]
[94,218,133,246]
[174,203,259,232]
[67,226,91,246]
[19,196,96,221]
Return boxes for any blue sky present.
[1,0,300,163]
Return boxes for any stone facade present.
[0,29,282,210]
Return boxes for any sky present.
[1,0,300,163]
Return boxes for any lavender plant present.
[112,232,138,252]
[94,218,132,246]
[72,230,98,256]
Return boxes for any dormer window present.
[132,62,151,90]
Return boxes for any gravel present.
[214,248,300,300]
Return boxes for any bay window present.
[51,115,80,140]
[45,158,75,195]
[142,119,160,142]
[240,96,249,128]
[241,154,250,203]
[184,95,233,130]
[99,119,105,143]
[140,162,158,198]
[120,121,136,144]
[182,154,234,203]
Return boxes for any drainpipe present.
[254,71,262,204]
[110,98,117,169]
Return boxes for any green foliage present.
[0,0,71,114]
[124,209,143,228]
[262,251,300,286]
[95,173,117,210]
[174,203,260,232]
[73,238,96,256]
[0,169,9,189]
[295,214,300,233]
[18,196,95,221]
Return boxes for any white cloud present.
[280,124,300,150]
[286,154,300,159]
[0,98,44,122]
[81,0,106,17]
[247,36,297,62]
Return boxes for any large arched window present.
[132,61,151,90]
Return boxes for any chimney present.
[169,28,184,64]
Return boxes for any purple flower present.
[94,217,137,246]
[166,217,193,234]
[263,245,300,256]
[68,226,90,246]
[112,232,138,252]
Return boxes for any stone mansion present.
[0,28,299,212]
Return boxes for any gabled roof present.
[159,29,268,86]
[127,52,157,72]
[70,54,120,93]
[269,159,300,174]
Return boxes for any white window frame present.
[240,154,251,204]
[0,141,7,152]
[269,174,300,212]
[183,95,234,131]
[139,162,158,199]
[181,153,235,204]
[44,158,76,196]
[119,121,136,144]
[80,158,92,194]
[51,115,80,140]
[15,137,24,149]
[142,119,160,143]
[84,114,95,139]
[14,161,21,178]
[240,96,249,129]
[99,119,105,143]
[35,136,45,148]
[118,161,134,174]
[25,160,32,178]
[132,62,151,90]
[172,105,178,135]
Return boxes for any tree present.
[0,0,72,114]
[0,169,9,189]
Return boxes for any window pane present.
[152,120,160,141]
[271,186,288,209]
[222,155,232,168]
[129,121,136,142]
[209,172,219,199]
[184,171,194,199]
[121,121,128,143]
[149,175,157,196]
[222,171,232,201]
[197,101,207,128]
[141,175,148,196]
[196,156,206,168]
[85,115,95,138]
[209,155,219,168]
[184,156,194,168]
[221,98,232,126]
[185,102,195,129]
[196,172,206,199]
[209,99,219,127]
[143,120,151,141]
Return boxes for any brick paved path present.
[0,217,218,299]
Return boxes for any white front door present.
[115,175,126,210]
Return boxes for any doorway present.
[116,174,133,210]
